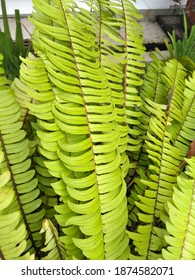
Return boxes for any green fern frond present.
[171,71,195,159]
[0,54,44,258]
[34,156,58,222]
[0,147,29,260]
[162,59,187,122]
[12,52,45,125]
[127,167,148,229]
[16,49,84,259]
[87,0,146,172]
[40,219,67,260]
[15,53,60,222]
[16,51,79,254]
[85,0,129,177]
[163,72,195,259]
[0,149,24,260]
[163,157,195,260]
[127,53,167,229]
[121,0,145,161]
[29,0,129,260]
[128,59,189,259]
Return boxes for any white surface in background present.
[136,0,187,10]
[0,0,33,15]
[0,0,188,16]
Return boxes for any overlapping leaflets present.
[128,59,195,260]
[163,157,195,260]
[0,0,195,260]
[0,54,42,259]
[15,0,136,260]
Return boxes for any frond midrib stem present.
[146,62,181,259]
[59,0,105,258]
[0,132,39,256]
[179,179,195,259]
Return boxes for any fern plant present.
[162,156,195,260]
[0,53,43,259]
[165,12,195,72]
[128,57,195,260]
[0,0,32,80]
[0,0,195,260]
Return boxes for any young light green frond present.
[163,157,195,260]
[29,0,129,259]
[121,0,145,157]
[0,56,45,258]
[18,54,54,120]
[11,53,42,123]
[34,156,58,223]
[129,224,167,260]
[172,71,195,159]
[85,0,129,177]
[140,53,167,104]
[0,150,28,260]
[86,1,145,164]
[0,152,13,212]
[128,53,167,173]
[15,51,83,259]
[127,167,149,229]
[128,59,190,259]
[40,219,67,260]
[127,54,168,230]
[129,121,181,258]
[13,53,63,226]
[162,59,187,122]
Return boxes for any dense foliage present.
[0,0,195,260]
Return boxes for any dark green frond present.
[165,13,195,64]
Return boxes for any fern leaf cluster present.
[0,54,43,259]
[0,0,195,260]
[163,157,195,260]
[12,0,142,260]
[128,57,195,259]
